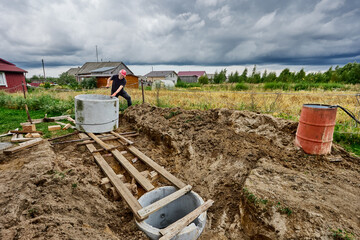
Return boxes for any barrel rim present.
[303,103,336,109]
[75,94,118,102]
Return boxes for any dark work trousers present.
[117,90,132,107]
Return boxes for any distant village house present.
[67,62,138,88]
[0,58,27,93]
[143,71,178,84]
[178,71,206,83]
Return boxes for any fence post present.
[22,82,33,124]
[141,80,145,104]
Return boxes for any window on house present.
[0,72,7,87]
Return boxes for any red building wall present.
[0,72,27,93]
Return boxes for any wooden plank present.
[0,131,12,138]
[79,133,142,219]
[111,131,134,145]
[55,121,75,130]
[88,132,112,151]
[159,200,214,240]
[48,125,61,131]
[111,149,155,192]
[11,133,19,142]
[137,185,192,220]
[91,145,119,153]
[101,174,126,185]
[127,145,186,189]
[48,131,79,141]
[67,116,76,124]
[4,138,43,154]
[11,137,33,143]
[22,124,36,132]
[10,130,42,134]
[20,115,71,125]
[76,136,121,145]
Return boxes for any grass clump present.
[164,110,182,119]
[175,81,201,88]
[330,229,355,240]
[234,82,249,91]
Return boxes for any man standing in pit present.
[106,69,132,107]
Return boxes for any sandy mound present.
[1,103,359,240]
[123,104,360,239]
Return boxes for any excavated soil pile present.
[0,103,359,240]
[123,104,360,240]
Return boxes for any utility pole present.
[96,45,99,62]
[42,59,46,81]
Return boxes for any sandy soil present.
[1,103,359,240]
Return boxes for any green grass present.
[0,107,75,138]
[175,81,201,88]
[263,82,348,91]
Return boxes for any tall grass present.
[0,91,73,115]
[264,82,348,91]
[1,87,360,155]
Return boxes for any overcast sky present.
[1,0,359,77]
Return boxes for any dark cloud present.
[0,0,359,73]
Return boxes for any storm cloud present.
[1,0,359,75]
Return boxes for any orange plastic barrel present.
[295,104,337,155]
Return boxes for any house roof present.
[91,67,115,73]
[0,58,27,73]
[76,62,134,76]
[144,71,177,77]
[178,71,206,77]
[66,67,80,76]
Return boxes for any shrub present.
[234,82,249,90]
[175,80,201,88]
[80,77,97,89]
[264,82,290,90]
[198,74,209,84]
[44,82,51,89]
[213,69,227,84]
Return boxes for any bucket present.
[295,104,337,155]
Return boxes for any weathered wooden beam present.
[0,131,12,138]
[79,133,142,219]
[111,131,134,145]
[126,145,186,189]
[88,132,113,151]
[20,115,71,126]
[137,185,192,220]
[10,130,42,134]
[48,131,79,141]
[111,149,155,192]
[48,125,61,131]
[4,138,43,155]
[159,200,214,240]
[76,136,121,145]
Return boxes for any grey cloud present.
[0,0,359,70]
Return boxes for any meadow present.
[1,85,359,154]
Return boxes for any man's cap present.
[120,69,126,76]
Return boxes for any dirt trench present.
[0,103,359,240]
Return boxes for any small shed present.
[0,58,27,93]
[178,71,206,83]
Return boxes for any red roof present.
[178,71,206,77]
[0,58,27,73]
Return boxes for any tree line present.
[198,62,360,84]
